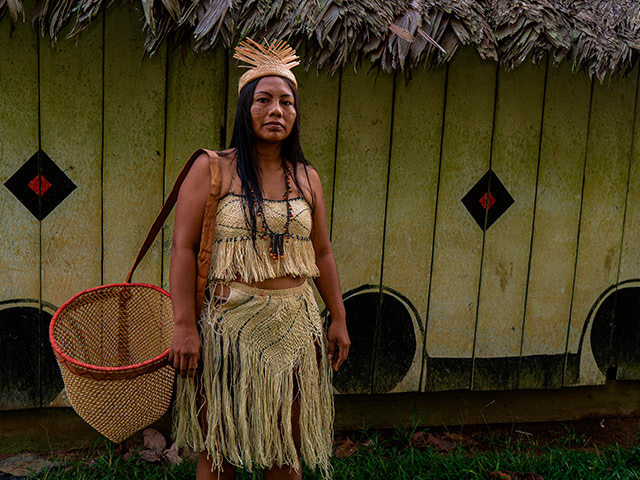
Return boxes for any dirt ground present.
[333,416,640,457]
[2,416,639,467]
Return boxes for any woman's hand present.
[327,320,350,371]
[168,323,201,378]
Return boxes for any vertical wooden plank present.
[103,2,167,285]
[0,5,40,409]
[296,68,340,228]
[472,62,545,391]
[519,62,591,389]
[331,66,393,394]
[566,70,637,386]
[379,65,446,393]
[39,34,102,321]
[424,47,496,391]
[162,47,227,290]
[596,71,640,381]
[226,54,241,150]
[619,122,640,286]
[39,24,103,407]
[296,67,341,311]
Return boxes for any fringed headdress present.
[234,38,300,94]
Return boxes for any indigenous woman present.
[168,38,350,480]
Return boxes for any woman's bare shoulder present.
[292,163,323,208]
[294,163,321,189]
[182,151,211,197]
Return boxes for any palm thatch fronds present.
[488,0,572,70]
[0,0,25,35]
[568,0,640,82]
[8,0,640,79]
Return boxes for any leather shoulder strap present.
[126,148,219,284]
[195,149,224,313]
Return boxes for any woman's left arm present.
[306,167,350,371]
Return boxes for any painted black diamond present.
[461,169,514,231]
[4,150,76,220]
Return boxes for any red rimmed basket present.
[48,151,211,444]
[50,283,174,443]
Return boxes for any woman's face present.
[250,76,297,145]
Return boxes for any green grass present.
[34,434,640,480]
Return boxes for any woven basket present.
[50,283,175,443]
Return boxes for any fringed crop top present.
[209,193,320,283]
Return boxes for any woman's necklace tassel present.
[251,164,292,262]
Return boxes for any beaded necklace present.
[250,163,293,262]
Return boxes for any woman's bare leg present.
[196,453,237,480]
[264,399,302,480]
[263,464,302,480]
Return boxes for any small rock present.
[0,454,53,476]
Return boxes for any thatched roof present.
[2,0,640,80]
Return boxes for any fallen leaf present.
[410,431,430,449]
[163,443,182,466]
[334,437,358,458]
[139,449,162,463]
[143,428,167,455]
[411,432,456,452]
[444,432,477,448]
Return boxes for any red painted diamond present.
[28,175,52,196]
[479,192,496,210]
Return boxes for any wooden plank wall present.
[1,4,640,409]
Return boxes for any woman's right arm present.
[168,153,212,379]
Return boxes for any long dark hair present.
[229,76,313,240]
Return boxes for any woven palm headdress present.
[234,38,300,94]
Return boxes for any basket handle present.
[126,149,208,283]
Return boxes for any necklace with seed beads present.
[250,163,293,262]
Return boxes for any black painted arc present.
[591,286,640,380]
[372,292,417,393]
[332,291,377,394]
[332,285,419,394]
[0,306,63,409]
[41,308,64,405]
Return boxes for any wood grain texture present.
[566,69,638,387]
[519,62,591,389]
[330,66,393,293]
[225,54,241,151]
[383,65,446,393]
[296,67,340,228]
[472,61,545,391]
[162,47,226,290]
[0,9,40,304]
[0,1,41,410]
[618,76,640,285]
[102,2,166,285]
[296,66,341,310]
[330,65,393,394]
[425,47,496,391]
[39,25,103,309]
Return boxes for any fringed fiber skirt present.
[173,281,334,478]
